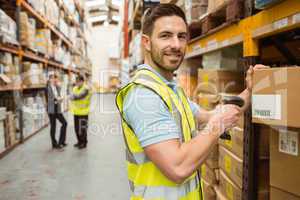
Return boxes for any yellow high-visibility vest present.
[116,69,203,200]
[70,84,91,116]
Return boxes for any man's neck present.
[145,59,174,82]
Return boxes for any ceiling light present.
[103,20,109,26]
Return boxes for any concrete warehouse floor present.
[0,94,130,200]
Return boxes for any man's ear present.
[141,34,151,52]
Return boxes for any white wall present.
[87,25,121,88]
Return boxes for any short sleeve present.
[123,86,180,147]
[188,99,200,117]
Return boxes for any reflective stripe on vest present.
[116,69,203,200]
[71,84,91,116]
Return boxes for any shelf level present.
[20,0,74,51]
[0,43,78,73]
[186,0,300,58]
[0,84,46,92]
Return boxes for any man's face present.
[50,75,57,84]
[148,16,188,72]
[76,80,83,87]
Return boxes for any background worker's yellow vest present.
[116,69,203,200]
[70,84,91,116]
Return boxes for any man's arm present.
[70,87,89,100]
[144,104,240,184]
[238,64,269,112]
[194,64,269,124]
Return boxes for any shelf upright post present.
[242,26,260,200]
[123,0,129,58]
[16,0,24,142]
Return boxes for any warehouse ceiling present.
[86,0,121,27]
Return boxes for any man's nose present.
[170,36,181,49]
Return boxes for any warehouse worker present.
[70,75,91,149]
[116,4,266,200]
[46,72,67,149]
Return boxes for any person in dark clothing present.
[46,72,67,149]
[69,75,91,149]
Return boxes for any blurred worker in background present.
[46,72,67,150]
[70,75,91,149]
[116,4,267,200]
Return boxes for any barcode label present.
[273,18,288,30]
[279,129,298,156]
[293,13,300,24]
[207,40,218,50]
[192,44,201,51]
[221,39,229,47]
[252,95,281,120]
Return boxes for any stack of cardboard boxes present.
[177,66,198,99]
[45,0,59,26]
[20,12,36,50]
[0,9,18,44]
[252,66,300,200]
[197,68,244,200]
[23,62,46,87]
[0,107,6,153]
[22,93,48,138]
[0,52,20,88]
[185,0,208,24]
[0,108,19,154]
[35,29,52,56]
[207,0,226,13]
[196,69,244,110]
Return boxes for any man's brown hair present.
[142,4,187,36]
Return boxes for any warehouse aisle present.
[0,94,130,200]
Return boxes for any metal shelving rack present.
[184,1,300,199]
[122,0,300,199]
[0,0,90,158]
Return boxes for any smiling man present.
[116,4,263,200]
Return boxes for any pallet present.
[0,36,19,47]
[189,0,244,40]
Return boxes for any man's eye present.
[179,35,187,40]
[161,34,171,39]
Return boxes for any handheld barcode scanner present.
[219,96,244,140]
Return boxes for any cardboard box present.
[202,179,217,200]
[197,92,220,111]
[178,73,198,99]
[0,120,5,152]
[219,124,270,159]
[218,170,242,200]
[219,146,243,188]
[270,127,300,197]
[216,184,269,200]
[205,145,219,169]
[4,111,16,147]
[202,47,242,71]
[252,67,300,128]
[219,149,270,192]
[237,114,244,130]
[207,0,226,13]
[198,69,244,94]
[201,163,218,185]
[219,128,244,159]
[270,187,300,200]
[0,107,6,121]
[215,187,227,200]
[256,124,271,158]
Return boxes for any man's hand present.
[206,104,241,136]
[246,64,269,92]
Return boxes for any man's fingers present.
[247,65,254,75]
[253,64,270,70]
